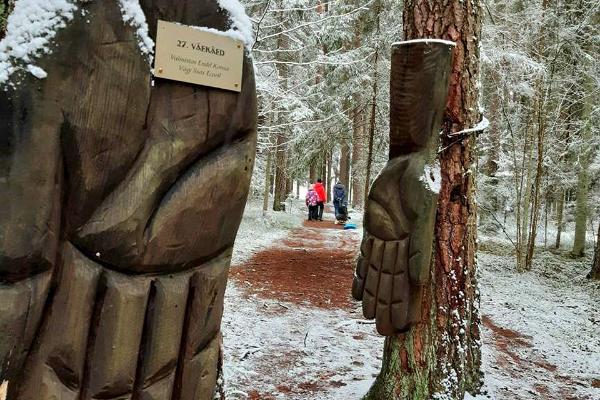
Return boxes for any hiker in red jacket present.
[314,178,327,221]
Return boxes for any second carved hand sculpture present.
[352,40,454,336]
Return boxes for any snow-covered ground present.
[224,199,600,399]
[223,198,383,399]
[473,240,600,399]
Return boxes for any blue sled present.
[344,223,357,230]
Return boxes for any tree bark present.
[589,222,600,280]
[364,44,379,205]
[272,128,287,211]
[263,147,273,215]
[340,140,351,189]
[365,1,483,398]
[555,189,565,249]
[571,76,593,257]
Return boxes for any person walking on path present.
[314,178,327,221]
[305,185,319,220]
[332,181,346,216]
[332,181,348,223]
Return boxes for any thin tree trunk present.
[365,1,483,398]
[555,189,565,249]
[525,91,546,270]
[309,160,316,183]
[350,17,365,209]
[262,148,272,215]
[364,40,379,204]
[571,76,593,257]
[272,130,286,211]
[588,222,600,280]
[340,140,351,189]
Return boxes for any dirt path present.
[223,214,383,399]
[230,220,356,309]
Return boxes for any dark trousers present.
[317,201,324,220]
[308,205,318,220]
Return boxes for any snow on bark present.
[117,0,154,63]
[0,0,77,85]
[216,0,254,47]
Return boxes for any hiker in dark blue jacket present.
[333,181,348,223]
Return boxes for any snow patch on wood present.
[118,0,155,63]
[0,0,77,85]
[216,0,254,48]
[393,38,457,47]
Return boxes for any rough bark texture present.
[351,97,366,209]
[589,223,600,280]
[364,1,483,398]
[340,140,351,189]
[0,1,257,399]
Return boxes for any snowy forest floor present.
[223,199,600,400]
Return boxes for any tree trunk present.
[365,1,483,398]
[364,40,379,204]
[555,189,565,249]
[589,222,600,280]
[309,159,316,183]
[272,130,286,211]
[525,91,546,270]
[351,98,365,209]
[262,147,272,215]
[340,140,351,189]
[571,76,593,257]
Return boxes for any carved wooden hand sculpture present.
[352,40,453,336]
[0,1,256,399]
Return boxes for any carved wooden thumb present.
[352,40,454,336]
[0,1,256,399]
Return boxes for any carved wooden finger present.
[13,245,231,400]
[351,236,372,301]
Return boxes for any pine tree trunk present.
[350,18,365,209]
[309,160,316,183]
[262,148,272,214]
[571,76,593,257]
[555,189,565,249]
[365,1,483,398]
[525,93,546,270]
[340,140,351,189]
[272,130,286,211]
[588,223,600,280]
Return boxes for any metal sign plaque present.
[154,20,244,92]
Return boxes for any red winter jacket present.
[314,182,327,202]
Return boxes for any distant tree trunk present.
[555,188,565,249]
[351,98,365,209]
[262,148,272,214]
[272,130,286,211]
[364,1,483,398]
[350,17,365,209]
[484,88,501,177]
[285,175,293,198]
[340,140,351,189]
[326,150,332,201]
[364,39,379,204]
[589,222,600,280]
[309,160,316,183]
[525,91,546,270]
[571,76,593,257]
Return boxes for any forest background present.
[243,0,600,277]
